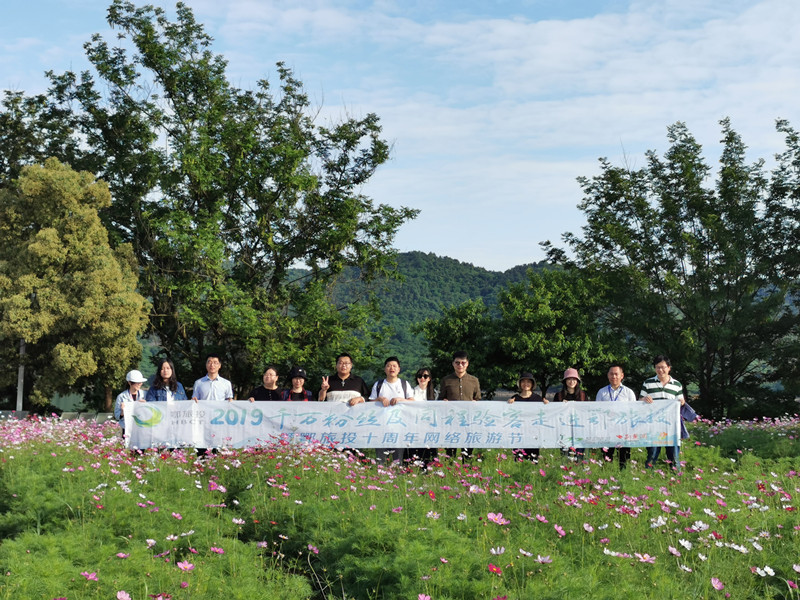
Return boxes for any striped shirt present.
[640,376,683,402]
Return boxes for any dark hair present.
[384,356,401,367]
[608,363,625,373]
[336,352,353,363]
[652,355,671,367]
[415,367,436,400]
[153,358,179,393]
[206,353,222,363]
[452,350,469,361]
[262,365,279,377]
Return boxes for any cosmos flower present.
[488,563,502,575]
[711,578,725,591]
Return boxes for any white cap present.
[126,369,147,383]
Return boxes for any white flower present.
[764,566,775,576]
[751,541,762,551]
[490,546,505,555]
[457,513,467,521]
[519,548,532,557]
[698,553,707,561]
[679,564,693,572]
[679,539,693,551]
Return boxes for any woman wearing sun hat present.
[114,369,147,433]
[553,367,591,459]
[507,371,546,461]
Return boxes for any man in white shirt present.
[192,354,234,402]
[595,363,636,468]
[369,356,414,463]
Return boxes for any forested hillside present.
[333,251,548,376]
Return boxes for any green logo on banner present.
[133,405,164,428]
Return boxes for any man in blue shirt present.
[192,354,234,402]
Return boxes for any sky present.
[2,0,799,271]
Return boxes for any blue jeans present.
[646,445,680,469]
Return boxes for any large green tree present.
[0,159,149,408]
[545,119,800,418]
[1,1,417,394]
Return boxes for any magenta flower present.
[116,553,130,559]
[488,563,502,575]
[80,571,98,581]
[210,547,225,554]
[392,506,403,513]
[177,561,194,572]
[711,578,725,591]
[172,512,182,520]
[440,557,448,563]
[535,514,548,523]
[307,544,319,554]
[181,582,189,589]
[788,581,798,590]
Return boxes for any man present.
[595,363,636,468]
[438,351,481,402]
[369,356,414,463]
[640,355,685,469]
[192,354,234,402]
[318,352,369,406]
[438,351,481,459]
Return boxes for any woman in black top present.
[246,366,284,401]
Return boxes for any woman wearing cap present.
[246,366,284,402]
[114,370,147,432]
[508,371,546,461]
[146,358,188,402]
[282,366,315,401]
[553,367,590,459]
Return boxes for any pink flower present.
[535,514,548,523]
[177,561,194,572]
[418,595,431,600]
[180,582,189,589]
[668,546,681,557]
[440,557,448,563]
[487,512,510,525]
[635,553,656,563]
[117,592,131,600]
[788,581,798,590]
[210,547,225,554]
[488,563,502,575]
[536,555,552,564]
[583,523,594,533]
[172,512,182,520]
[307,544,319,554]
[554,524,566,537]
[392,506,403,513]
[116,553,130,559]
[711,578,725,591]
[80,571,98,581]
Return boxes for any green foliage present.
[0,159,149,405]
[0,1,416,397]
[546,119,800,417]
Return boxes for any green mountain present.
[334,251,548,374]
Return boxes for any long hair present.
[153,358,179,393]
[415,367,436,400]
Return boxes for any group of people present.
[114,351,694,469]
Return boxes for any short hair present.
[608,363,625,373]
[652,355,671,367]
[262,365,279,376]
[452,350,469,361]
[384,356,401,367]
[336,352,353,363]
[206,354,222,363]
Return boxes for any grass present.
[0,415,798,599]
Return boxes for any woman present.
[507,371,546,461]
[114,370,147,432]
[553,367,590,460]
[413,367,436,401]
[553,368,589,402]
[246,366,284,402]
[409,368,436,464]
[146,358,188,402]
[281,366,314,401]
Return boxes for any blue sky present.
[2,0,799,270]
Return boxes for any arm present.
[318,376,329,401]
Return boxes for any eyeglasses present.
[453,360,468,366]
[417,374,430,379]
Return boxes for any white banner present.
[124,400,681,450]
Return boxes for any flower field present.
[0,415,799,600]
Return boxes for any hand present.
[320,376,330,391]
[641,395,653,404]
[543,398,549,404]
[349,397,365,406]
[247,397,255,403]
[192,396,198,403]
[507,398,515,403]
[379,397,390,407]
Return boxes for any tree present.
[495,269,626,395]
[0,159,149,408]
[1,1,417,393]
[545,119,800,418]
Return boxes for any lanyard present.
[607,385,624,402]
